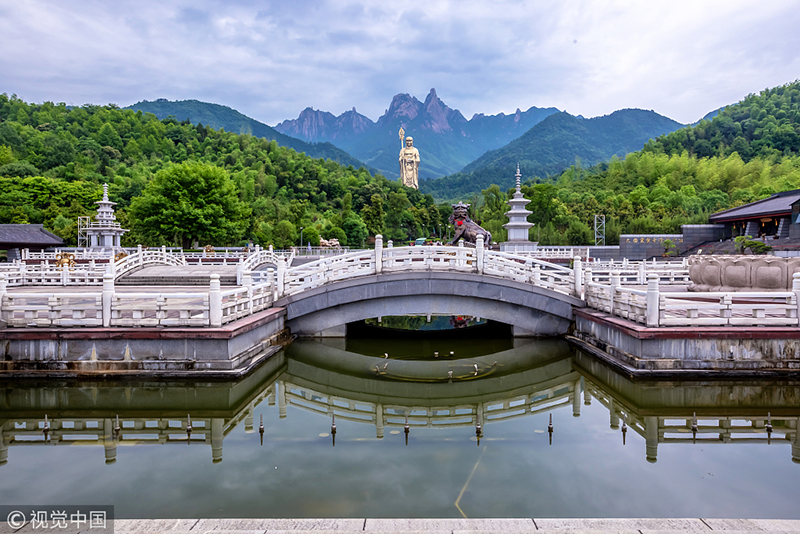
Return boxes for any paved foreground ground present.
[5,518,799,534]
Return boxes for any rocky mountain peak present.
[379,93,423,126]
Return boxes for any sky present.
[1,0,799,126]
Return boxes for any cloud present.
[0,0,798,126]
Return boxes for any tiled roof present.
[0,224,65,247]
[709,190,800,222]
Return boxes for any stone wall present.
[681,224,725,248]
[619,234,684,259]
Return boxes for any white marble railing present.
[0,262,107,286]
[0,273,274,328]
[281,377,577,438]
[282,249,377,297]
[275,236,577,299]
[237,246,295,285]
[113,246,187,279]
[585,272,800,327]
[516,247,589,259]
[21,248,130,260]
[584,258,690,286]
[291,246,362,257]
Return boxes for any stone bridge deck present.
[34,517,800,534]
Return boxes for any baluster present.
[156,295,167,324]
[720,294,732,325]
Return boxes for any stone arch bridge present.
[272,236,585,337]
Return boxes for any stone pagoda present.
[500,165,537,252]
[82,183,128,249]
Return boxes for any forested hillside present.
[2,81,799,251]
[421,109,684,202]
[0,94,446,248]
[127,99,369,169]
[471,81,800,247]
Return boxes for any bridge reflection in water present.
[1,340,798,468]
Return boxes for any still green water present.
[0,337,798,519]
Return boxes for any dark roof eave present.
[710,211,792,223]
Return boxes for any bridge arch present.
[275,271,585,337]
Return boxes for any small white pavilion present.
[500,165,537,252]
[79,183,128,249]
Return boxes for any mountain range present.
[125,99,369,170]
[275,88,560,178]
[127,91,691,202]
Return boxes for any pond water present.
[0,337,798,519]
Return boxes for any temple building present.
[0,224,64,261]
[708,189,800,239]
[78,183,128,249]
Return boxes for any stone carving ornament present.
[688,255,800,291]
[449,201,492,246]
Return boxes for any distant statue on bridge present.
[399,136,420,189]
[449,201,492,246]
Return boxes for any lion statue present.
[449,201,491,246]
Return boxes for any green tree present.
[302,227,320,247]
[342,213,368,247]
[129,162,251,247]
[273,220,297,249]
[360,194,386,236]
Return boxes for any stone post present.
[572,378,582,417]
[242,270,253,315]
[638,261,646,284]
[609,271,621,315]
[137,244,142,267]
[645,416,659,463]
[276,257,286,298]
[102,272,114,327]
[457,239,464,268]
[61,264,69,286]
[277,380,287,419]
[646,273,660,327]
[476,234,485,274]
[0,274,6,324]
[792,273,800,323]
[573,256,582,299]
[267,268,276,300]
[0,423,7,466]
[104,418,117,465]
[375,234,383,274]
[244,410,254,433]
[609,399,620,429]
[376,403,384,439]
[211,418,224,463]
[792,417,800,465]
[209,274,222,327]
